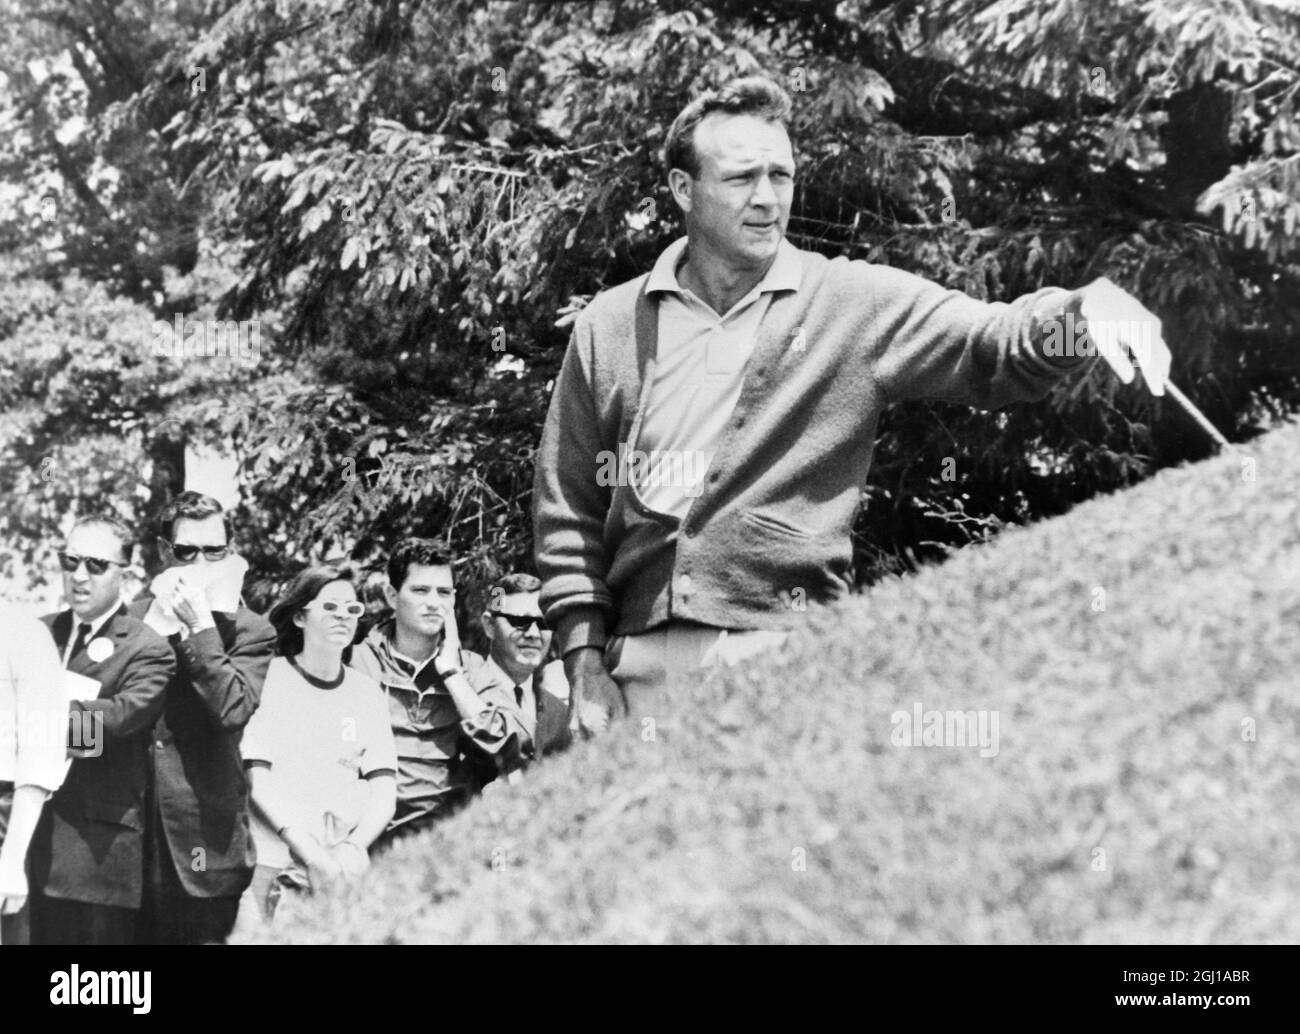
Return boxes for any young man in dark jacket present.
[350,539,488,848]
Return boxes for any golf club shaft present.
[1161,379,1235,452]
[1122,340,1234,452]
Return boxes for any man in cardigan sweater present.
[534,77,1172,733]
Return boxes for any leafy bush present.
[2,0,1298,610]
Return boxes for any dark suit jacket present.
[127,598,274,899]
[462,657,574,790]
[532,659,574,761]
[30,606,174,909]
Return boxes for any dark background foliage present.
[3,0,1297,644]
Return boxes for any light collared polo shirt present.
[636,236,803,520]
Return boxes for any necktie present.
[66,621,92,667]
[514,685,524,708]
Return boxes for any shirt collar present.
[74,606,118,641]
[388,640,438,674]
[62,606,117,665]
[368,618,450,681]
[483,655,538,734]
[646,235,803,297]
[482,654,532,696]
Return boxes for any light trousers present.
[604,622,788,723]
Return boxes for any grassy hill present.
[240,419,1300,944]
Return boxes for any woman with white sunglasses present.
[239,565,397,922]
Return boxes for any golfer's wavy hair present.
[664,76,793,177]
[268,563,359,659]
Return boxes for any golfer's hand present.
[1071,277,1172,396]
[564,648,625,738]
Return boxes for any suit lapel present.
[529,672,544,760]
[69,605,127,684]
[213,608,236,648]
[50,609,73,655]
[106,605,132,649]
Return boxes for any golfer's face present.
[684,113,794,271]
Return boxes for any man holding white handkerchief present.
[128,492,274,945]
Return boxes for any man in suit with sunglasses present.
[128,491,275,944]
[462,573,572,791]
[27,515,175,944]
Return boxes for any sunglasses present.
[164,540,230,562]
[58,552,127,576]
[490,610,548,633]
[309,600,366,618]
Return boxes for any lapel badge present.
[86,637,115,663]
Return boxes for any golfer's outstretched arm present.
[868,266,1093,409]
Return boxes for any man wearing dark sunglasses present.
[462,573,573,791]
[28,515,175,945]
[126,491,275,945]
